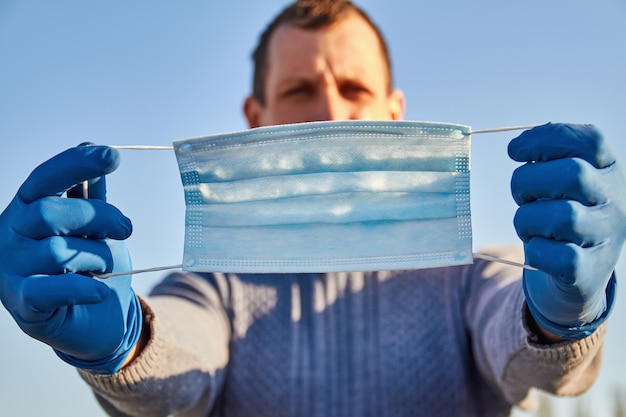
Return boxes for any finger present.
[66,176,108,201]
[524,238,614,288]
[508,123,615,169]
[67,143,109,201]
[523,237,581,283]
[513,200,610,246]
[21,274,110,313]
[511,158,606,206]
[14,236,119,277]
[18,145,120,204]
[15,197,132,240]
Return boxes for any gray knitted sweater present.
[80,246,606,417]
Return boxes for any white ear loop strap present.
[92,264,184,279]
[105,124,543,152]
[91,124,541,278]
[110,145,174,150]
[92,255,536,279]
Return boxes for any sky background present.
[0,1,625,416]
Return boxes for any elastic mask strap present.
[105,124,544,151]
[92,264,183,279]
[471,253,537,271]
[92,254,535,279]
[110,145,174,150]
[471,124,542,134]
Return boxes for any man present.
[242,0,404,126]
[0,1,623,416]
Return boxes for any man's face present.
[244,13,405,128]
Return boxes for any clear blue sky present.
[1,1,625,416]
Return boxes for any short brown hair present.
[251,0,393,105]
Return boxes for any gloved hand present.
[0,145,142,373]
[508,123,626,339]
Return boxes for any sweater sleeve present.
[465,245,606,407]
[78,272,231,417]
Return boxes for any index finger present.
[18,145,120,204]
[507,123,614,169]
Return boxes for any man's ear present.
[388,89,406,121]
[243,96,263,128]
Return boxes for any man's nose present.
[315,87,353,121]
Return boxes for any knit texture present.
[80,246,606,417]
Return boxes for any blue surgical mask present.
[173,120,472,273]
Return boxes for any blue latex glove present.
[0,145,142,373]
[508,123,626,339]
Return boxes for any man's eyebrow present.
[278,76,315,86]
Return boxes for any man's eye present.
[341,84,370,98]
[283,86,311,97]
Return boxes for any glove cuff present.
[524,272,617,339]
[54,292,143,374]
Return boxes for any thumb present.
[66,143,112,202]
[21,274,110,314]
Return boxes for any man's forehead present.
[268,16,385,67]
[270,13,381,51]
